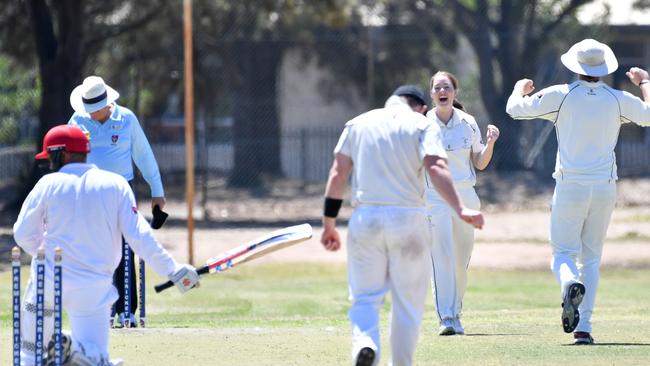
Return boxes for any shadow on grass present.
[464,333,530,337]
[562,343,650,346]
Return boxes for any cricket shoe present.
[355,347,375,366]
[453,316,465,335]
[573,332,594,345]
[561,282,585,333]
[43,332,72,366]
[66,350,124,366]
[113,313,137,329]
[438,318,456,336]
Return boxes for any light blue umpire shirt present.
[68,104,165,198]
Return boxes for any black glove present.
[150,205,169,229]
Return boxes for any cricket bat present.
[154,223,313,293]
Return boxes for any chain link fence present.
[2,27,650,218]
[0,56,39,188]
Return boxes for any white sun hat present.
[69,76,120,114]
[560,39,618,77]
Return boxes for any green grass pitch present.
[1,263,649,365]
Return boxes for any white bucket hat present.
[560,39,618,77]
[69,76,120,114]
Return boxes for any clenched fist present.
[486,124,500,145]
[626,67,650,86]
[513,79,535,97]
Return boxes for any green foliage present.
[0,118,18,144]
[0,56,39,144]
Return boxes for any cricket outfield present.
[1,264,649,365]
[1,204,649,365]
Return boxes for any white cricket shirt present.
[426,107,484,188]
[334,96,447,207]
[13,163,179,290]
[506,80,650,183]
[69,104,165,197]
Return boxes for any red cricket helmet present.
[35,125,91,159]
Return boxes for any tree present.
[0,1,165,149]
[0,1,167,209]
[381,0,599,169]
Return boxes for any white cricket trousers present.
[549,180,616,333]
[20,265,118,366]
[427,186,480,321]
[347,205,431,366]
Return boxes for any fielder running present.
[506,39,650,344]
[68,76,165,327]
[321,85,484,366]
[13,125,199,365]
[426,71,499,336]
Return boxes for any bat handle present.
[154,280,174,293]
[155,266,210,293]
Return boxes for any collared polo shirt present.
[506,80,650,183]
[426,107,484,188]
[334,96,447,208]
[69,104,164,197]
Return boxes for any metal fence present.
[147,125,650,182]
[1,123,648,194]
[2,24,650,201]
[0,146,33,183]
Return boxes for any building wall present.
[277,49,367,181]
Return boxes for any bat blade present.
[154,223,313,293]
[207,223,312,269]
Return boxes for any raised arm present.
[506,78,566,123]
[620,67,650,127]
[472,124,499,170]
[626,67,650,103]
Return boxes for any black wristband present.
[323,198,343,218]
[640,80,650,86]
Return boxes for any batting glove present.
[169,264,200,293]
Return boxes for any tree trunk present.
[15,0,84,207]
[30,0,83,148]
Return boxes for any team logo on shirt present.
[132,206,138,214]
[111,135,119,145]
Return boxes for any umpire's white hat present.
[560,39,618,77]
[70,76,120,114]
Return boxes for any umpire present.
[68,76,166,327]
[321,85,484,365]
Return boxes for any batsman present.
[13,125,199,365]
